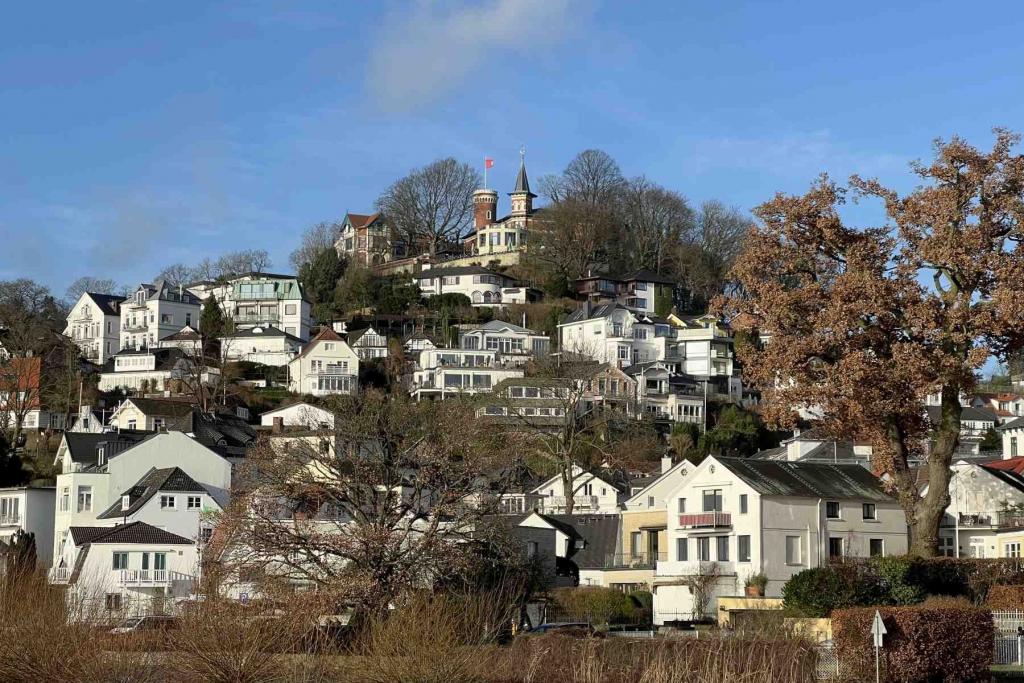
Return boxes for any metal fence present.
[815,645,839,680]
[995,636,1024,666]
[993,609,1024,634]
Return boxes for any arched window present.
[483,291,492,303]
[493,292,502,303]
[472,291,483,303]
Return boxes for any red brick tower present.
[473,188,498,231]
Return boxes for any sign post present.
[870,610,887,683]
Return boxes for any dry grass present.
[0,573,816,683]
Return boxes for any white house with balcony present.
[346,326,388,360]
[64,292,125,363]
[622,361,705,425]
[189,273,313,341]
[558,304,676,369]
[416,265,519,307]
[529,465,624,515]
[456,320,550,360]
[51,431,231,570]
[0,486,55,569]
[409,348,523,400]
[220,326,303,366]
[51,522,200,622]
[653,456,906,624]
[120,280,201,351]
[98,347,214,393]
[286,328,359,396]
[927,460,1024,558]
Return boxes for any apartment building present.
[220,326,303,366]
[189,273,313,341]
[64,292,125,363]
[653,456,906,624]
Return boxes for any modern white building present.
[98,348,209,393]
[64,292,125,363]
[416,265,520,307]
[189,273,313,341]
[220,326,303,366]
[653,456,907,624]
[120,280,201,351]
[559,303,676,368]
[409,348,523,400]
[0,486,55,569]
[286,328,359,396]
[456,320,550,359]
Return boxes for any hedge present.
[986,585,1024,610]
[782,557,1024,616]
[832,606,993,683]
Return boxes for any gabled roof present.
[293,327,348,361]
[159,325,201,342]
[925,405,998,425]
[561,303,632,325]
[347,327,385,346]
[192,410,257,457]
[120,397,195,418]
[714,457,893,502]
[985,456,1024,474]
[69,521,194,546]
[999,417,1024,431]
[84,292,126,316]
[545,515,619,569]
[96,467,210,519]
[345,212,382,230]
[418,265,513,279]
[618,269,676,285]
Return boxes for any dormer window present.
[122,495,131,511]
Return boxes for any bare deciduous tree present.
[540,149,626,206]
[289,221,340,272]
[376,158,481,257]
[620,176,696,272]
[62,277,121,307]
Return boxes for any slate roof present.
[69,521,193,546]
[925,405,998,425]
[61,431,153,467]
[159,326,201,341]
[511,160,536,197]
[123,397,195,418]
[192,410,257,457]
[715,457,893,502]
[418,265,513,279]
[85,292,126,316]
[618,269,676,285]
[545,514,619,570]
[223,325,303,343]
[96,467,209,520]
[999,417,1024,431]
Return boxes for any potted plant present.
[744,573,768,598]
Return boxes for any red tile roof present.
[985,457,1024,475]
[348,212,380,230]
[294,327,346,361]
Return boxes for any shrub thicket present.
[832,606,993,683]
[783,556,1024,616]
[985,584,1024,609]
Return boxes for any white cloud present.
[366,0,577,112]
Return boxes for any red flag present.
[485,158,494,169]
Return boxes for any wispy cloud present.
[366,0,578,113]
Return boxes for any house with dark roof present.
[97,347,208,394]
[572,268,676,316]
[653,455,907,625]
[52,431,232,571]
[64,291,126,363]
[220,325,303,367]
[925,405,999,455]
[108,397,195,432]
[529,465,627,516]
[998,416,1024,460]
[345,325,389,360]
[188,274,313,341]
[50,520,200,621]
[120,280,201,352]
[95,466,220,541]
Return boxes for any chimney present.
[661,455,672,474]
[272,417,284,434]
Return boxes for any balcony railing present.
[122,322,148,332]
[678,512,732,529]
[604,552,667,569]
[546,495,600,511]
[953,512,1024,529]
[118,569,193,586]
[49,567,70,584]
[313,367,353,377]
[234,311,280,324]
[0,514,22,526]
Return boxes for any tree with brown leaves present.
[718,129,1024,556]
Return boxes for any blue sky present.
[3,0,1024,297]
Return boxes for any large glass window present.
[716,536,729,561]
[77,486,93,512]
[702,489,722,512]
[738,535,751,562]
[697,537,711,561]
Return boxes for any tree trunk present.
[561,468,575,515]
[907,385,961,557]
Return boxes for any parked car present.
[109,615,179,634]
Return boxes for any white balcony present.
[0,514,22,526]
[119,569,193,587]
[656,560,736,578]
[49,567,70,584]
[546,495,600,512]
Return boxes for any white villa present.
[286,328,359,396]
[120,280,201,351]
[456,320,550,359]
[346,326,388,361]
[64,292,125,363]
[416,265,519,307]
[653,456,907,624]
[530,466,624,515]
[189,273,313,341]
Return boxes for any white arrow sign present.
[871,610,887,648]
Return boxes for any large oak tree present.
[718,130,1024,556]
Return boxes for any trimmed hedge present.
[782,557,1024,616]
[832,606,993,683]
[986,585,1024,610]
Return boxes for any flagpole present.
[484,157,488,189]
